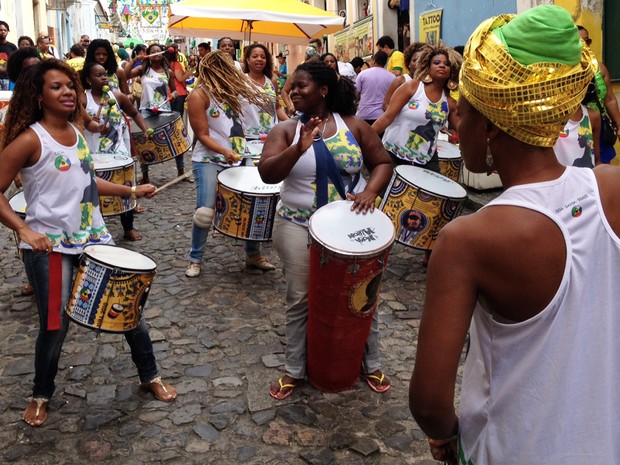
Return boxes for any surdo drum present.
[8,190,26,257]
[214,166,281,241]
[307,200,395,392]
[65,245,156,333]
[92,154,137,216]
[380,166,467,250]
[244,139,264,166]
[130,112,190,165]
[436,140,463,182]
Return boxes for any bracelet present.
[131,185,137,200]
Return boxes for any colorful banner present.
[418,8,443,44]
[333,16,374,62]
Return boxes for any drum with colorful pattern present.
[380,166,467,250]
[214,166,281,241]
[65,245,156,333]
[130,112,190,165]
[93,153,137,216]
[436,140,463,182]
[307,200,395,392]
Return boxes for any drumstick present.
[153,172,189,193]
[96,86,110,119]
[145,50,166,58]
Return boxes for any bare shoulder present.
[594,164,620,229]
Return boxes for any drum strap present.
[300,114,346,208]
[47,252,63,331]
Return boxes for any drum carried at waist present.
[307,200,395,392]
[380,166,467,250]
[214,166,281,241]
[8,190,26,257]
[436,140,463,183]
[131,112,190,165]
[0,90,12,132]
[65,245,156,333]
[243,139,264,166]
[92,153,137,216]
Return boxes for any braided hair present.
[294,61,357,115]
[195,50,272,117]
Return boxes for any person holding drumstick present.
[258,61,393,399]
[0,60,176,427]
[409,7,619,463]
[240,44,288,139]
[126,44,186,185]
[81,61,151,241]
[185,50,276,277]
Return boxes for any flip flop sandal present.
[23,397,49,427]
[364,373,392,394]
[269,377,297,400]
[141,376,177,402]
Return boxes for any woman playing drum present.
[0,60,175,427]
[372,43,461,172]
[81,61,150,241]
[258,61,393,399]
[185,50,276,277]
[126,43,186,185]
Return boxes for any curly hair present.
[294,61,357,115]
[6,47,39,82]
[85,39,118,76]
[243,44,274,80]
[195,50,272,117]
[414,42,462,91]
[1,59,85,149]
[403,42,433,73]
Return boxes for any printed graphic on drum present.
[93,154,137,216]
[214,166,281,241]
[380,166,467,250]
[436,140,463,182]
[66,245,156,333]
[307,200,395,392]
[131,112,190,165]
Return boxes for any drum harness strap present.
[300,114,360,208]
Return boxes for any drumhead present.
[83,244,157,271]
[9,191,26,216]
[92,153,134,171]
[217,166,281,194]
[309,200,395,256]
[436,140,461,160]
[0,90,12,102]
[131,111,180,133]
[395,166,467,199]
[245,140,264,156]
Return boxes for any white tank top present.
[239,77,277,138]
[84,90,129,155]
[381,81,448,164]
[459,166,620,464]
[20,122,111,254]
[554,105,594,168]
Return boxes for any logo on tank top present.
[559,129,569,138]
[407,100,420,110]
[209,108,220,118]
[54,154,72,171]
[571,206,582,217]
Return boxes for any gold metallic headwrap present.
[459,14,597,147]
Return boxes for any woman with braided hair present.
[372,42,461,170]
[185,50,275,277]
[258,61,393,399]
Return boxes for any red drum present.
[307,200,395,392]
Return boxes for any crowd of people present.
[0,9,620,462]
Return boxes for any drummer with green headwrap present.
[409,5,620,464]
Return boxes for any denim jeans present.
[23,250,159,399]
[139,109,185,175]
[189,161,260,263]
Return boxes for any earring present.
[447,79,458,90]
[486,140,494,172]
[421,74,433,84]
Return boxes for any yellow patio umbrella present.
[168,0,344,45]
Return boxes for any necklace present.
[321,114,330,135]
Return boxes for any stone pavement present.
[0,156,500,465]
